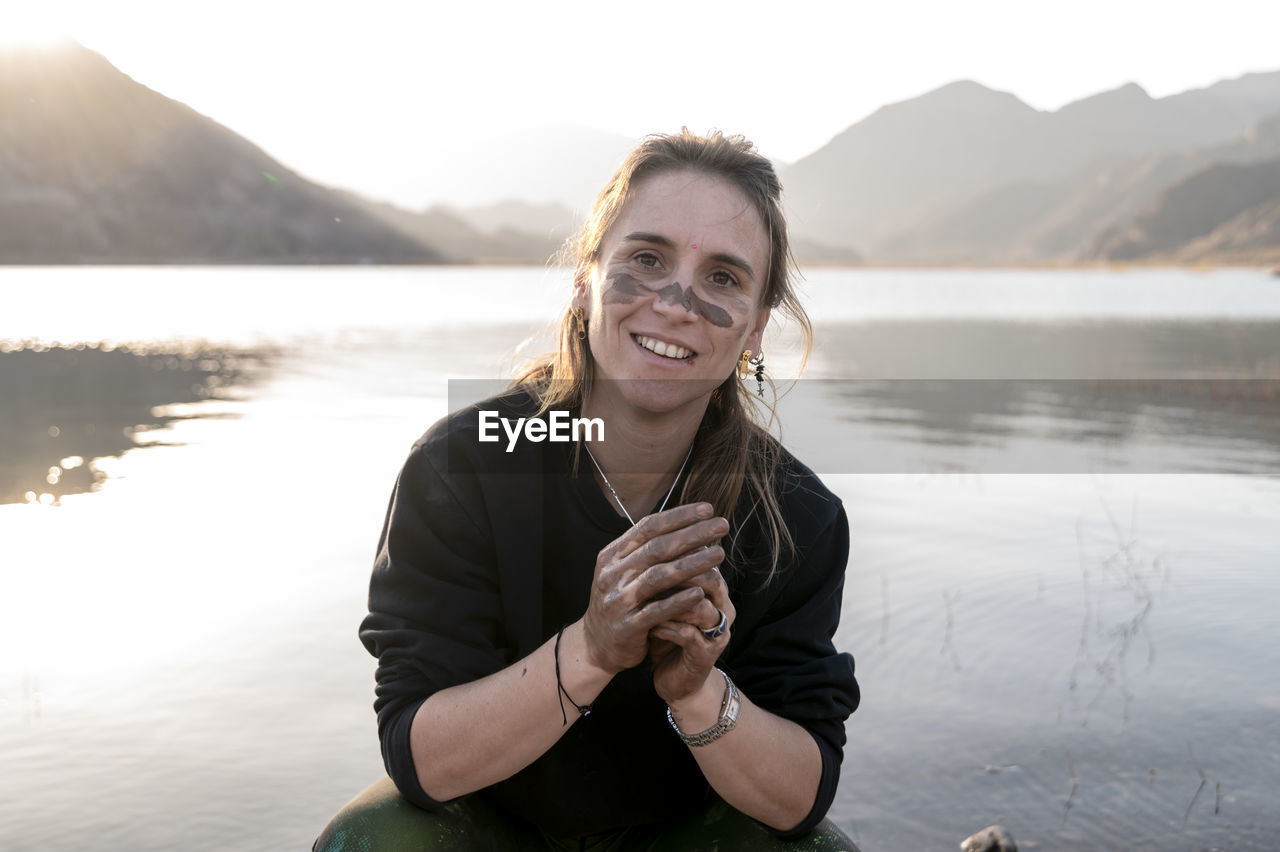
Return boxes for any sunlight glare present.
[0,9,72,48]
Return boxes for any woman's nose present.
[648,280,699,320]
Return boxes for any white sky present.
[6,0,1280,208]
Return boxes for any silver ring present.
[701,608,728,640]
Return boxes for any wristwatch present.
[666,668,741,747]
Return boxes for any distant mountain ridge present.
[870,109,1280,264]
[336,191,568,265]
[3,41,1278,266]
[1086,156,1280,262]
[782,73,1280,264]
[0,42,439,264]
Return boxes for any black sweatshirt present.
[359,389,859,839]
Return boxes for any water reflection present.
[810,379,1280,473]
[795,320,1280,474]
[810,319,1280,380]
[5,269,1279,851]
[833,472,1280,850]
[0,344,272,504]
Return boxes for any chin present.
[608,377,721,417]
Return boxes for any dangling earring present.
[573,307,586,340]
[750,351,766,397]
[739,349,752,379]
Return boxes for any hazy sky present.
[8,0,1280,208]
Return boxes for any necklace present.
[584,443,694,526]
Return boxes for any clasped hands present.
[581,502,737,706]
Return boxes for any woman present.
[316,129,860,850]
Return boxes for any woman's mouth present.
[632,334,695,360]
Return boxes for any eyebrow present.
[622,231,757,280]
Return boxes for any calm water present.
[1,266,1278,850]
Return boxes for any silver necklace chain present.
[583,443,694,526]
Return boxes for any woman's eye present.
[710,270,737,288]
[635,252,660,268]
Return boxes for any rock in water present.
[960,824,1017,852]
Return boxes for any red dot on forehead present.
[690,243,697,249]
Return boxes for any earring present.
[573,307,586,340]
[739,349,752,379]
[749,351,765,397]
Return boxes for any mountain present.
[780,81,1045,251]
[6,41,1278,267]
[337,191,567,265]
[1087,156,1280,263]
[876,109,1280,264]
[0,42,441,264]
[784,71,1280,264]
[442,199,578,243]
[1176,199,1280,264]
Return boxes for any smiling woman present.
[316,129,859,851]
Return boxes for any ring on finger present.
[701,608,728,640]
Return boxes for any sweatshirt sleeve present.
[724,490,859,838]
[357,438,511,809]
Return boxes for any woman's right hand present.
[581,502,729,675]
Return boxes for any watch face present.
[725,692,742,723]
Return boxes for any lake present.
[1,265,1278,850]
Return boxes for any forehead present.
[605,170,768,270]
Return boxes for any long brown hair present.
[513,128,813,583]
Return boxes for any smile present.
[632,334,694,360]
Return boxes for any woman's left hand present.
[647,565,736,704]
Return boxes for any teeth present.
[634,335,692,360]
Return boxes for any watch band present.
[666,668,741,747]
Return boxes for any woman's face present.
[575,169,771,419]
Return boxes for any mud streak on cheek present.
[603,272,647,304]
[686,291,735,328]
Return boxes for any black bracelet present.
[555,625,593,726]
